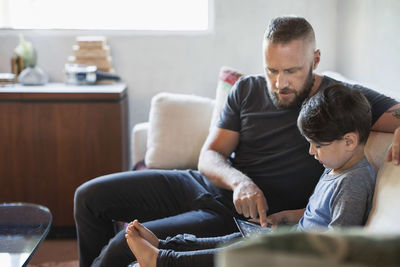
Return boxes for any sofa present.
[130,68,400,266]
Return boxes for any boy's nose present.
[309,144,315,155]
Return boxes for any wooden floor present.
[27,239,79,266]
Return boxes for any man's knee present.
[74,180,99,217]
[74,175,113,207]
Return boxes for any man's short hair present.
[265,16,315,44]
[298,84,372,145]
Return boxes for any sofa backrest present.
[364,131,393,171]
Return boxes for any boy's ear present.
[344,132,358,150]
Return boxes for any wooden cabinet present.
[0,83,129,229]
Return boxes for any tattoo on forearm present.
[386,108,400,119]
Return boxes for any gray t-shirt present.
[297,157,376,231]
[217,74,397,214]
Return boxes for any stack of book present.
[68,36,114,73]
[0,73,16,87]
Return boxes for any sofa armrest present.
[131,122,149,167]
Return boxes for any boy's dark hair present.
[298,84,371,145]
[264,16,315,44]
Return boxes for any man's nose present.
[275,73,289,90]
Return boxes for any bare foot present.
[125,227,158,267]
[127,220,159,248]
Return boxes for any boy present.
[270,83,376,230]
[125,84,376,267]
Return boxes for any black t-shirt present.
[217,74,398,214]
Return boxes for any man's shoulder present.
[236,74,266,86]
[232,74,267,97]
[320,75,374,93]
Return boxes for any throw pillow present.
[145,92,215,170]
[209,66,244,129]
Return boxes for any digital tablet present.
[234,217,272,238]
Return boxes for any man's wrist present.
[231,176,253,191]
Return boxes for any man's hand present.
[233,180,269,227]
[385,127,400,165]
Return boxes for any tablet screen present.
[234,217,272,238]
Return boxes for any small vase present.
[18,66,49,85]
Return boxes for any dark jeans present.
[157,232,242,267]
[74,169,238,267]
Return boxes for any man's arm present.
[371,104,400,165]
[198,127,269,227]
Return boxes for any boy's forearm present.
[283,209,305,224]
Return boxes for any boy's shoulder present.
[348,157,375,177]
[335,158,376,188]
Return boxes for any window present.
[0,0,209,31]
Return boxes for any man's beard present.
[268,68,315,110]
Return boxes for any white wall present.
[336,0,400,100]
[2,0,398,127]
[0,0,338,130]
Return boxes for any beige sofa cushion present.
[366,160,400,233]
[145,92,214,169]
[363,131,400,233]
[365,154,400,233]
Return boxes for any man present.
[198,16,400,228]
[74,16,400,267]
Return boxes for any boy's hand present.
[267,211,289,230]
[267,209,306,229]
[233,180,269,227]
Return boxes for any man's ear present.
[312,49,321,70]
[344,132,358,150]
